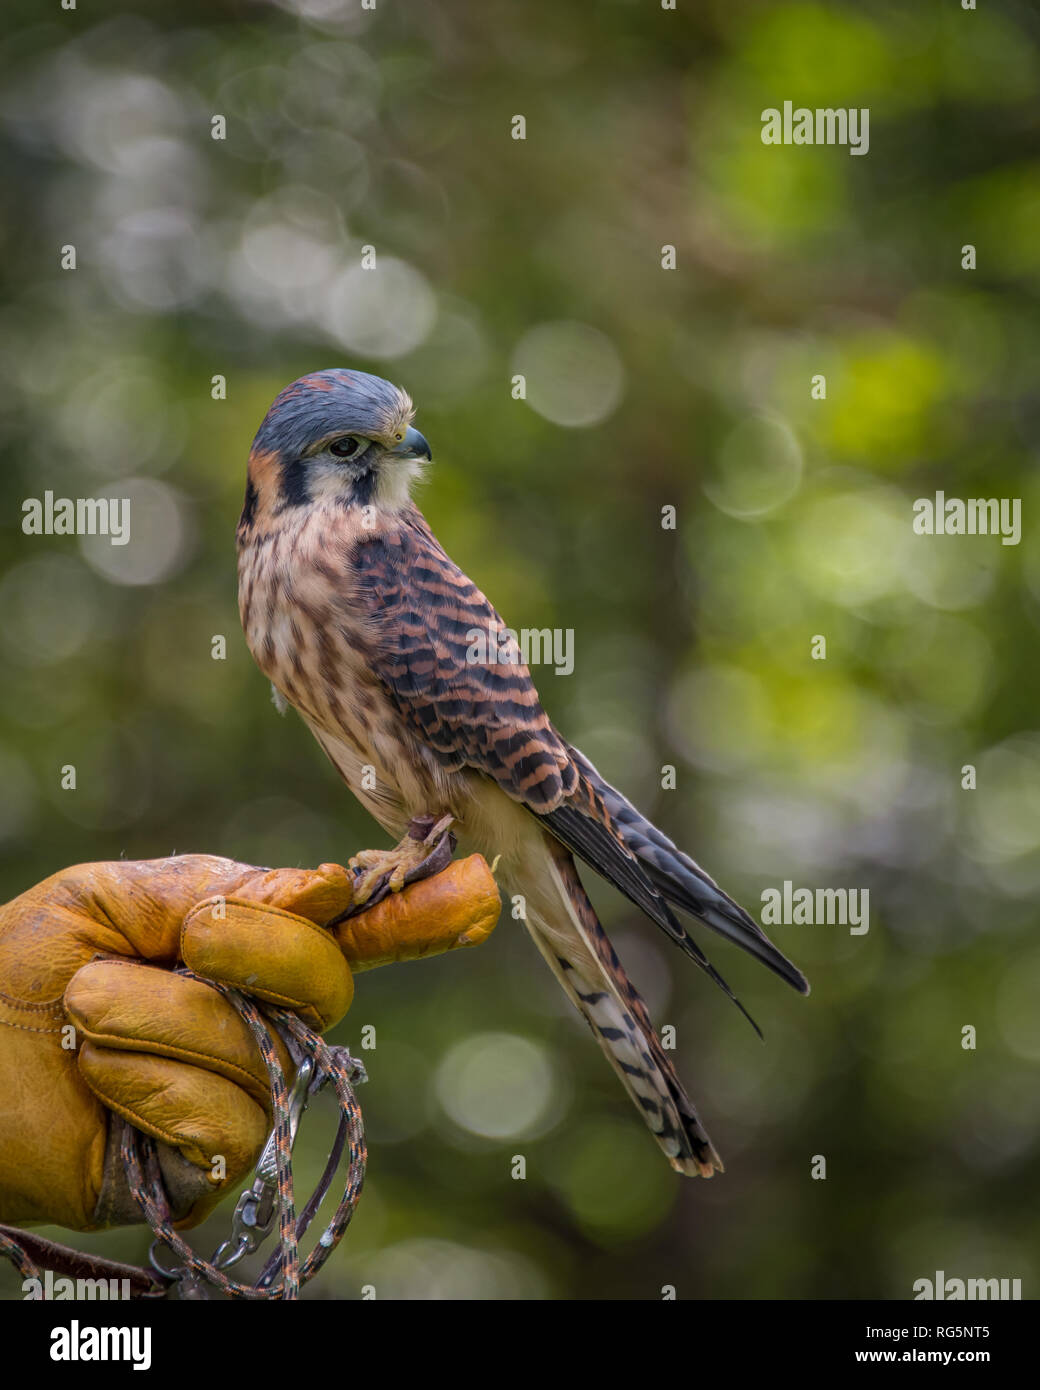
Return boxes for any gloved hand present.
[0,852,499,1233]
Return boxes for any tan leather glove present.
[0,853,499,1233]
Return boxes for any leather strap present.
[0,1223,166,1298]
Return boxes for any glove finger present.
[78,1042,268,1181]
[232,861,356,927]
[182,898,353,1030]
[65,959,293,1111]
[333,854,501,970]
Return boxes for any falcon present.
[236,368,808,1176]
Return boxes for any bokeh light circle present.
[435,1032,556,1139]
[513,320,625,427]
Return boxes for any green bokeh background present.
[1,0,1038,1299]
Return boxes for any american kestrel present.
[237,369,808,1177]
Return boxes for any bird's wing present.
[565,744,809,995]
[352,511,577,812]
[353,512,803,1019]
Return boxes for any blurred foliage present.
[1,0,1039,1300]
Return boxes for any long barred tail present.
[525,836,722,1177]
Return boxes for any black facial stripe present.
[238,476,258,530]
[351,466,376,506]
[276,456,310,511]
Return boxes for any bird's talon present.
[348,817,454,907]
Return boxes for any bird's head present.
[239,368,432,533]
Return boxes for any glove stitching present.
[0,987,64,1015]
[0,1017,65,1035]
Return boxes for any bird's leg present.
[349,814,456,906]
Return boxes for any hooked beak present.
[389,425,432,463]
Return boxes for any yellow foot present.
[349,815,455,905]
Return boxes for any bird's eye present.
[329,435,363,458]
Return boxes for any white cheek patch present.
[305,460,350,504]
[376,459,426,510]
[302,453,425,511]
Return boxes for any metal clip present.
[153,1055,319,1297]
[209,1056,316,1276]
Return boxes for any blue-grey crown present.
[252,368,406,457]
